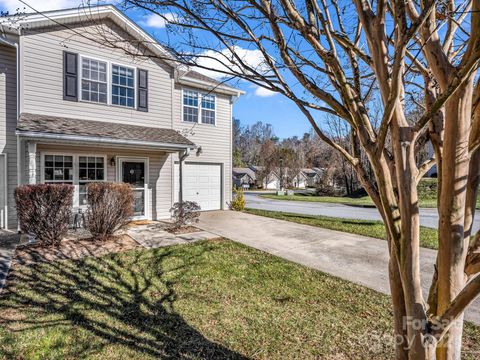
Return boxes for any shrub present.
[15,184,74,246]
[170,201,201,229]
[229,188,246,211]
[85,182,134,240]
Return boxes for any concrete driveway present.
[245,192,480,231]
[198,210,480,325]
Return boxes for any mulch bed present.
[13,233,140,266]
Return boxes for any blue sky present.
[0,0,313,139]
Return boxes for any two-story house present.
[0,5,242,230]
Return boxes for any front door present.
[119,159,147,217]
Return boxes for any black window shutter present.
[137,68,148,112]
[63,51,78,101]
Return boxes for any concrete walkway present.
[0,231,20,290]
[198,211,480,325]
[127,224,219,249]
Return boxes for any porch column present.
[27,141,37,185]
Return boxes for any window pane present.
[88,169,96,180]
[44,155,53,167]
[54,156,63,167]
[183,106,198,122]
[96,169,104,180]
[79,156,87,168]
[79,168,87,180]
[96,157,104,166]
[44,167,53,180]
[81,57,107,104]
[88,157,96,168]
[54,168,64,180]
[202,109,215,125]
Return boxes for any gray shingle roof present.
[17,113,195,147]
[233,167,256,180]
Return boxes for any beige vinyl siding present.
[172,84,233,207]
[35,144,173,219]
[0,44,18,228]
[21,21,173,129]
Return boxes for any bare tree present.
[82,0,480,358]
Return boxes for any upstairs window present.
[183,90,199,122]
[201,94,216,124]
[81,58,108,104]
[183,90,216,125]
[112,65,135,108]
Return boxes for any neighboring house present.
[232,167,256,189]
[248,165,280,190]
[0,5,242,230]
[301,168,320,187]
[291,171,307,189]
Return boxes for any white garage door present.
[174,163,222,211]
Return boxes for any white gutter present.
[177,77,245,97]
[16,131,196,151]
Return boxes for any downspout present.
[178,148,190,203]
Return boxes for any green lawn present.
[1,240,479,359]
[261,179,480,209]
[245,208,439,249]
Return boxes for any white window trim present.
[181,88,217,126]
[40,152,107,208]
[78,53,137,109]
[79,55,110,106]
[111,63,137,109]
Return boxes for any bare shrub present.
[170,201,201,229]
[85,182,134,241]
[15,184,74,246]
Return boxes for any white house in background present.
[0,5,243,230]
[248,165,281,190]
[291,171,307,189]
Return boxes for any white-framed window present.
[78,156,106,205]
[42,153,106,207]
[81,57,108,104]
[43,155,74,184]
[112,64,135,108]
[201,93,215,125]
[182,89,216,125]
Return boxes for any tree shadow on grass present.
[0,246,248,359]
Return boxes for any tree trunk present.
[436,80,474,360]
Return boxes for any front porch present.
[15,113,196,222]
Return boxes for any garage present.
[174,162,222,211]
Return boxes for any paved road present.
[245,192,480,232]
[199,211,480,325]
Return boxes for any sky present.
[0,0,313,139]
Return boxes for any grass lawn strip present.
[1,239,479,359]
[245,208,439,250]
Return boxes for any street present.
[245,192,480,232]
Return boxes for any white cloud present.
[0,0,88,13]
[254,86,276,97]
[194,46,271,81]
[139,12,177,29]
